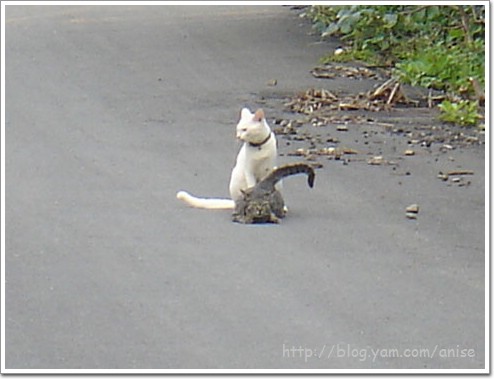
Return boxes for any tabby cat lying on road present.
[232,163,315,224]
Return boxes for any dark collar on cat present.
[248,132,272,148]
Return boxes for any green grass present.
[307,5,485,126]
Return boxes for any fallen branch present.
[446,170,474,176]
[387,82,401,105]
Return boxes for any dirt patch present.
[255,63,485,189]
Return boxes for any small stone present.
[367,156,384,165]
[406,204,419,214]
[334,48,345,56]
[267,79,277,86]
[336,124,349,132]
[406,212,418,220]
[451,177,461,183]
[437,172,449,181]
[404,149,415,156]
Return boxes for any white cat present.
[176,108,277,209]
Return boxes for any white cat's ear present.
[253,108,265,122]
[240,108,252,119]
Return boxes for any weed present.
[307,5,485,127]
[438,100,482,126]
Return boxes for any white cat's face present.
[236,108,266,141]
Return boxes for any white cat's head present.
[236,108,268,142]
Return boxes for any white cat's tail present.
[176,191,235,210]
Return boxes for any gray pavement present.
[5,5,485,371]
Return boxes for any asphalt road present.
[5,5,485,371]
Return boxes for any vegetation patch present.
[305,5,485,127]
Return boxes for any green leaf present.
[321,23,340,38]
[338,12,360,34]
[448,28,464,41]
[383,13,398,28]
